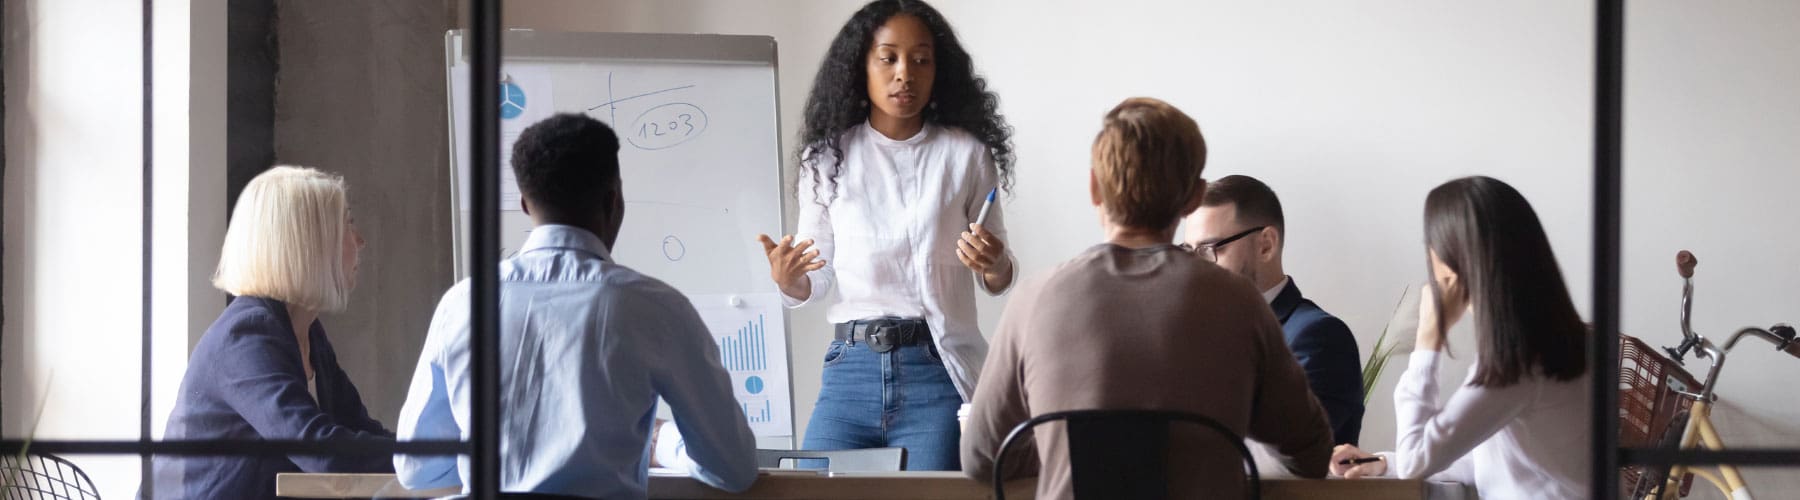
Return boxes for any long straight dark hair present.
[1424,176,1588,387]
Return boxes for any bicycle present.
[1632,250,1799,500]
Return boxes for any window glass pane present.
[1621,0,1800,454]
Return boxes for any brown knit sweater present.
[961,243,1334,499]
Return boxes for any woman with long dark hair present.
[756,0,1015,470]
[1330,176,1590,499]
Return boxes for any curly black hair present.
[799,0,1014,203]
[512,113,620,216]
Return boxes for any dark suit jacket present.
[1271,279,1365,446]
[152,296,394,499]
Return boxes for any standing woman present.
[758,0,1016,470]
[154,166,394,499]
[1330,176,1591,499]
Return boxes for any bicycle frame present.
[1646,251,1797,500]
[1653,329,1780,500]
[1661,399,1749,500]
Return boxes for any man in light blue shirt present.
[395,113,757,497]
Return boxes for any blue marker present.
[974,187,998,227]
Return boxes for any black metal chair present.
[0,452,101,500]
[992,409,1259,500]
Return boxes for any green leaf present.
[1362,286,1412,404]
[5,371,53,493]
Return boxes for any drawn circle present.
[500,81,527,120]
[745,376,765,395]
[662,235,687,261]
[627,102,709,150]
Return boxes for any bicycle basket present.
[1620,334,1701,497]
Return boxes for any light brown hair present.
[1091,97,1208,229]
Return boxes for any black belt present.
[834,318,931,353]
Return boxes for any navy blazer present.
[1270,280,1365,446]
[152,296,394,499]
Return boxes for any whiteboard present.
[445,31,793,443]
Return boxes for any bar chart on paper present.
[690,293,792,437]
[719,315,768,372]
[742,400,774,424]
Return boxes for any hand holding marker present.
[975,187,997,226]
[957,188,1005,275]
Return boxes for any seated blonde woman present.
[153,166,394,499]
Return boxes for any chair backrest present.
[754,447,907,472]
[0,453,101,500]
[993,409,1258,500]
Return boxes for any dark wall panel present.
[273,0,455,427]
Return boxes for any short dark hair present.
[510,113,621,216]
[1425,176,1588,387]
[1201,175,1285,238]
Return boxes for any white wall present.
[507,0,1800,491]
[942,1,1596,456]
[3,0,225,497]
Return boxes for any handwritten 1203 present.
[630,102,709,150]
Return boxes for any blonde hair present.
[213,166,354,312]
[1091,97,1209,229]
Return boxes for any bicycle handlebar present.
[1672,251,1700,360]
[1721,325,1797,357]
[1775,325,1800,360]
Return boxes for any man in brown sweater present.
[960,97,1334,499]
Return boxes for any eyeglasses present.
[1179,226,1266,262]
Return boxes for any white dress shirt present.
[1261,276,1291,304]
[785,121,1014,400]
[394,225,757,498]
[1376,350,1592,500]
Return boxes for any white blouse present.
[784,121,1014,400]
[1377,350,1592,500]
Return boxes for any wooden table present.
[278,472,1473,500]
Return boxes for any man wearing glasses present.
[1183,175,1364,447]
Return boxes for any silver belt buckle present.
[866,325,898,353]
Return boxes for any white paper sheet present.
[690,292,794,438]
[451,64,555,212]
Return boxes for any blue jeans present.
[802,339,962,471]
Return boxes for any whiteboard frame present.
[443,30,795,444]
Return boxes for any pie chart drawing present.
[745,376,765,395]
[500,80,527,120]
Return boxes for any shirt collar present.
[519,224,612,261]
[863,119,933,147]
[1262,276,1292,305]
